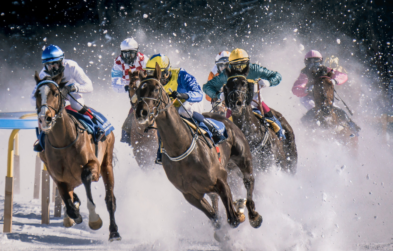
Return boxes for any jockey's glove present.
[169,91,189,100]
[331,79,337,85]
[124,85,129,92]
[258,78,271,88]
[65,84,78,93]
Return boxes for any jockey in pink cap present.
[292,50,348,109]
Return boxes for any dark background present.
[0,0,392,113]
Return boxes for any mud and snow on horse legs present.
[183,193,220,229]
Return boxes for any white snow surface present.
[0,31,393,250]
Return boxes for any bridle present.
[36,80,67,129]
[135,78,173,122]
[36,80,81,149]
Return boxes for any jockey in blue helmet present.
[31,45,103,151]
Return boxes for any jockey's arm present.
[178,69,203,102]
[202,72,228,100]
[110,62,128,93]
[249,64,282,87]
[70,63,93,93]
[204,72,215,102]
[331,69,348,85]
[292,72,309,97]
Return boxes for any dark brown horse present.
[34,72,121,241]
[302,66,360,150]
[131,63,262,230]
[223,66,298,173]
[122,71,159,170]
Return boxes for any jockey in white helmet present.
[204,51,230,102]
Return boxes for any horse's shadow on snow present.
[6,233,102,245]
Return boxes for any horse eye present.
[55,93,59,97]
[154,88,159,93]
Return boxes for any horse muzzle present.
[38,108,54,132]
[230,101,245,116]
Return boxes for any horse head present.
[128,70,146,101]
[34,71,68,132]
[310,66,335,115]
[223,64,254,115]
[133,63,171,127]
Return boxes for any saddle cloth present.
[181,116,228,145]
[36,106,114,150]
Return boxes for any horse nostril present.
[46,116,52,123]
[236,101,242,107]
[140,109,148,117]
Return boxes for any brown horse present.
[223,66,298,173]
[131,63,262,230]
[301,66,360,150]
[34,72,121,241]
[122,71,159,169]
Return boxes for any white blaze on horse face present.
[38,85,52,130]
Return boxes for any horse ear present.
[34,71,41,84]
[246,80,255,105]
[154,62,161,81]
[241,63,250,77]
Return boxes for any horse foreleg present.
[215,177,244,228]
[183,193,220,229]
[81,163,103,231]
[242,174,263,228]
[101,153,121,242]
[57,182,82,226]
[207,193,219,213]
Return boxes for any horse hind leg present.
[81,163,103,230]
[101,151,121,241]
[183,193,220,229]
[207,193,219,213]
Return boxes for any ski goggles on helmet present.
[45,61,61,72]
[216,63,229,74]
[229,60,249,72]
[121,50,138,65]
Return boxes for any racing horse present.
[223,65,298,173]
[34,72,121,241]
[122,71,158,170]
[131,63,262,230]
[301,66,360,151]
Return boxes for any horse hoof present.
[234,198,247,214]
[89,215,103,230]
[249,214,263,228]
[63,217,75,228]
[109,232,122,242]
[74,215,83,224]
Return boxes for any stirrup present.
[155,158,162,165]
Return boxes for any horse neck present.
[232,105,265,144]
[312,79,337,121]
[155,105,193,157]
[47,109,77,147]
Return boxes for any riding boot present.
[334,107,361,136]
[264,111,286,140]
[155,136,162,165]
[193,112,226,144]
[33,141,44,152]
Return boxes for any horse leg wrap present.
[87,200,103,230]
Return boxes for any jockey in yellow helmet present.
[203,48,286,139]
[145,54,226,164]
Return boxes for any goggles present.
[121,50,137,59]
[45,61,61,71]
[216,63,229,73]
[229,61,248,72]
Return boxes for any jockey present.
[143,54,225,164]
[203,48,286,139]
[110,38,148,144]
[30,45,101,151]
[205,51,230,102]
[292,50,348,109]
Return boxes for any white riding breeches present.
[66,92,85,111]
[178,101,204,118]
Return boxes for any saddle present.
[181,116,228,145]
[36,106,114,151]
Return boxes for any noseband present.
[36,80,66,129]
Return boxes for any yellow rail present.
[7,129,20,177]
